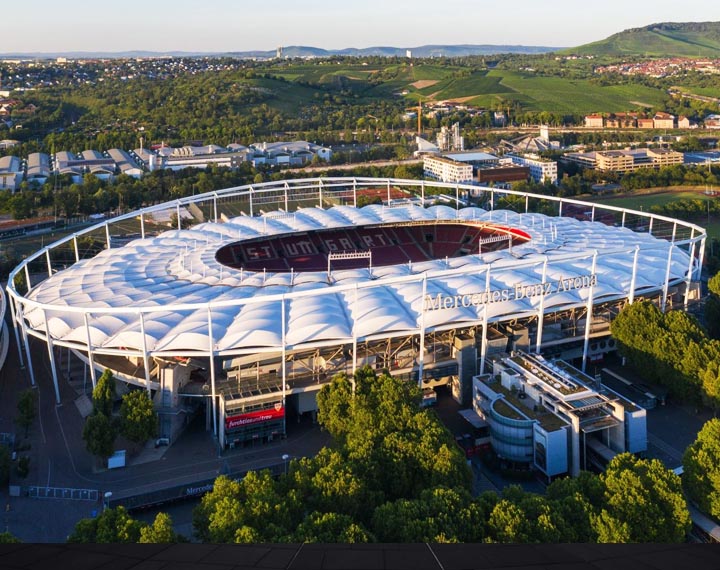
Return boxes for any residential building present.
[705,114,720,129]
[605,112,638,129]
[507,153,558,184]
[638,118,655,129]
[653,112,675,129]
[584,114,604,128]
[473,352,646,478]
[423,155,473,183]
[0,139,20,150]
[678,116,691,129]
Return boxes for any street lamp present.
[281,454,290,476]
[103,491,112,512]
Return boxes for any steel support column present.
[42,308,61,403]
[628,246,640,305]
[582,251,598,373]
[17,302,35,385]
[207,308,218,436]
[535,257,549,354]
[418,276,427,390]
[480,266,491,374]
[661,229,676,313]
[9,297,24,368]
[138,312,152,393]
[281,296,287,435]
[685,241,697,308]
[83,312,98,388]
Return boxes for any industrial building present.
[0,155,23,191]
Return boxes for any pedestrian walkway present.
[648,433,683,464]
[73,394,93,418]
[56,347,92,397]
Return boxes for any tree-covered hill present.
[565,22,720,57]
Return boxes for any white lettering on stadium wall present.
[424,274,597,311]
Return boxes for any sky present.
[2,0,719,53]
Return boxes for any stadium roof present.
[23,204,691,356]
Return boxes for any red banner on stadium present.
[225,406,284,430]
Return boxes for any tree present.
[0,532,21,543]
[139,512,179,543]
[68,506,146,543]
[372,486,485,543]
[683,418,720,518]
[92,369,116,417]
[484,485,572,543]
[595,453,690,543]
[293,512,372,543]
[16,456,30,479]
[119,389,158,445]
[82,412,117,461]
[16,389,36,438]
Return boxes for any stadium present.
[5,178,706,449]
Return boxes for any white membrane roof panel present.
[22,203,696,354]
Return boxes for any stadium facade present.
[5,178,706,449]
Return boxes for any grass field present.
[266,62,670,114]
[575,188,720,238]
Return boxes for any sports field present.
[575,187,720,238]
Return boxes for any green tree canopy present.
[139,512,179,543]
[68,507,146,543]
[119,389,158,444]
[292,512,372,543]
[0,532,21,543]
[683,418,720,518]
[372,486,485,543]
[92,369,116,416]
[16,389,36,438]
[82,411,117,461]
[595,453,690,543]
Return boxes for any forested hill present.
[0,44,560,60]
[566,21,720,57]
[232,44,560,58]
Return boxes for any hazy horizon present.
[2,1,719,53]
